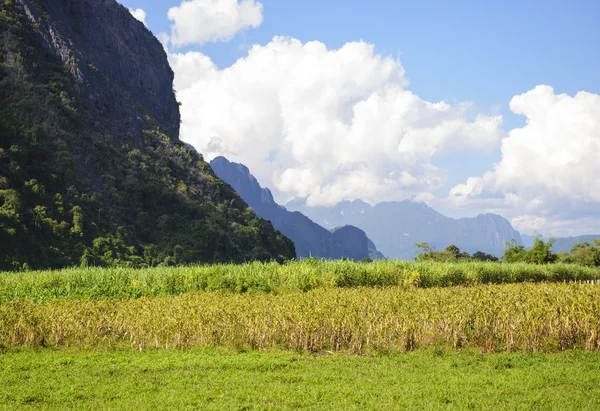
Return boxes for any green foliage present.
[445,244,461,259]
[1,260,599,303]
[502,239,529,263]
[472,251,499,262]
[415,243,473,262]
[503,236,558,264]
[503,237,600,267]
[529,236,558,264]
[0,2,295,270]
[569,240,600,267]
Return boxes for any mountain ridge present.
[210,156,384,260]
[288,198,522,260]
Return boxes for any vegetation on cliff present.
[0,1,295,270]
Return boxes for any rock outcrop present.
[0,0,295,270]
[15,0,180,136]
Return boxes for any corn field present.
[1,260,599,303]
[2,283,600,353]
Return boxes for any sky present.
[119,0,600,237]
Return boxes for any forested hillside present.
[0,0,295,271]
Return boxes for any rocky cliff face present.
[329,226,370,260]
[15,0,180,136]
[288,200,522,260]
[455,213,522,253]
[0,0,295,270]
[210,156,383,260]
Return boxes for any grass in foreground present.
[2,284,600,353]
[1,348,599,410]
[1,260,599,303]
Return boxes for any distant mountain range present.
[521,234,600,253]
[287,199,522,260]
[210,157,384,260]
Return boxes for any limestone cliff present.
[15,0,180,136]
[0,0,295,270]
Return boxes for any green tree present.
[503,236,557,264]
[502,239,528,263]
[415,243,470,262]
[528,236,557,264]
[446,244,461,259]
[472,251,499,262]
[415,242,436,261]
[70,206,84,237]
[570,240,600,267]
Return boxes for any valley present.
[1,0,599,409]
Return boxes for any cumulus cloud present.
[168,0,263,46]
[128,8,147,26]
[170,37,504,206]
[156,32,171,51]
[450,85,600,235]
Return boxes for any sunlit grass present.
[2,283,599,353]
[1,259,599,303]
[1,348,600,410]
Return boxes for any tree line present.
[415,236,600,267]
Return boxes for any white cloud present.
[168,0,263,46]
[511,215,548,233]
[511,215,600,238]
[170,37,504,206]
[156,32,171,52]
[450,85,600,235]
[128,8,147,26]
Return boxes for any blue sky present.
[122,0,599,117]
[118,0,600,235]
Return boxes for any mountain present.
[288,199,522,260]
[522,234,600,253]
[210,157,383,260]
[0,0,295,270]
[519,235,535,249]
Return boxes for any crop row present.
[2,283,600,353]
[1,260,599,303]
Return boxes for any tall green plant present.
[570,240,600,267]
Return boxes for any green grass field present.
[2,261,600,409]
[2,348,600,410]
[1,260,599,303]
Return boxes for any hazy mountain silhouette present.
[288,199,522,260]
[210,157,384,260]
